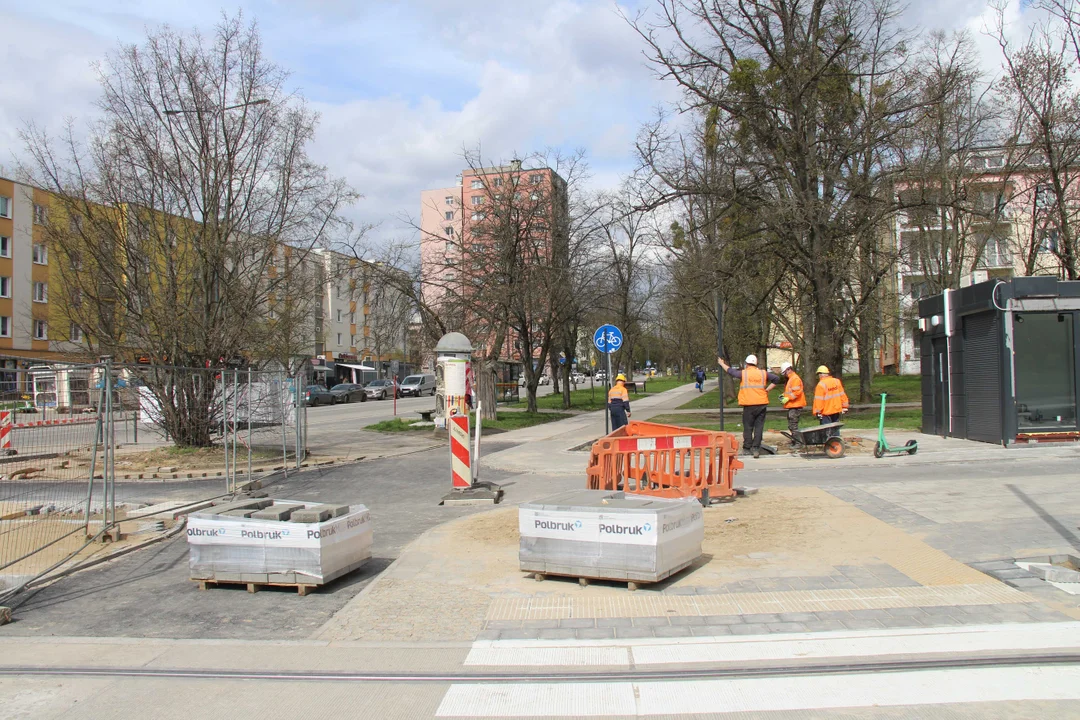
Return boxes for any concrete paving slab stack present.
[519,490,704,584]
[186,499,372,587]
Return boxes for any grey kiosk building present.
[919,277,1080,445]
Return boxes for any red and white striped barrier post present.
[449,413,472,489]
[0,411,12,453]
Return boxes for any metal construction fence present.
[0,360,306,603]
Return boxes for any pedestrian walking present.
[695,366,706,392]
[607,372,631,431]
[718,355,780,459]
[778,361,806,447]
[812,366,849,436]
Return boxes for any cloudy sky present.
[0,0,1038,243]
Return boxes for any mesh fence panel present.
[0,361,305,599]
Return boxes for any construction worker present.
[718,355,780,459]
[778,362,806,447]
[607,373,631,431]
[812,366,849,437]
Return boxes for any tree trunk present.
[478,359,498,420]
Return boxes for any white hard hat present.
[780,362,792,373]
[745,354,758,365]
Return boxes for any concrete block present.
[734,486,759,496]
[537,628,578,640]
[1028,565,1080,583]
[576,628,616,639]
[652,626,693,638]
[614,627,656,639]
[324,504,351,518]
[558,618,596,629]
[240,573,269,583]
[669,616,706,626]
[730,623,771,635]
[596,617,634,628]
[290,506,332,523]
[268,573,297,584]
[692,625,733,636]
[250,504,304,521]
[219,509,257,518]
[209,499,272,514]
[632,616,671,627]
[767,622,808,633]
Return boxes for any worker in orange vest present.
[718,355,780,459]
[607,373,631,431]
[778,361,807,447]
[812,365,849,437]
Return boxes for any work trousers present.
[742,404,767,452]
[610,407,628,431]
[819,413,842,437]
[786,407,803,437]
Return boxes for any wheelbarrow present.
[780,422,846,458]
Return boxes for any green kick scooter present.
[873,393,918,458]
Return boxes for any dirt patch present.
[108,446,286,472]
[450,506,518,546]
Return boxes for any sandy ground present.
[1,510,176,580]
[316,487,994,642]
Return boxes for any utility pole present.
[715,290,724,431]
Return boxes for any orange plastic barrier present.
[586,421,742,505]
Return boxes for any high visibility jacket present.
[782,372,806,409]
[737,367,769,406]
[607,383,630,410]
[813,376,849,416]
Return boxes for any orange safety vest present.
[782,371,806,409]
[737,367,769,406]
[813,376,849,416]
[607,383,629,405]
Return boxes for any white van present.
[398,373,436,397]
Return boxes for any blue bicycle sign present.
[593,324,623,354]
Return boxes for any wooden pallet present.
[195,578,318,596]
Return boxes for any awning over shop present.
[335,362,377,384]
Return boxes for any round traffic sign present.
[593,325,623,354]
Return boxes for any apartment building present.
[890,148,1074,374]
[419,161,568,369]
[0,177,86,370]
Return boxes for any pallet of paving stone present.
[519,490,705,590]
[193,558,369,596]
[187,500,372,587]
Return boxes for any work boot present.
[752,447,760,459]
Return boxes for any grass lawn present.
[513,376,692,412]
[679,373,922,411]
[649,407,923,433]
[365,411,572,433]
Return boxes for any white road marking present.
[465,622,1080,667]
[436,666,1080,717]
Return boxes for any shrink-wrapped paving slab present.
[519,490,703,584]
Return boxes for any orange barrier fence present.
[586,421,742,505]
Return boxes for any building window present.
[33,320,47,340]
[336,309,342,322]
[529,174,542,185]
[72,288,82,307]
[444,211,453,221]
[469,179,482,189]
[33,281,47,303]
[33,204,47,225]
[350,312,355,324]
[493,177,504,187]
[443,226,454,237]
[0,236,9,258]
[1039,228,1060,254]
[471,195,483,206]
[69,251,82,270]
[337,333,342,345]
[32,244,47,265]
[0,196,10,219]
[70,324,83,342]
[444,195,453,206]
[471,212,485,221]
[0,317,9,338]
[0,277,9,298]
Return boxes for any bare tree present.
[630,0,921,374]
[21,15,356,446]
[993,1,1080,279]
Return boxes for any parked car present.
[329,383,366,404]
[398,374,436,397]
[364,379,396,401]
[518,374,550,387]
[594,370,608,383]
[304,385,334,406]
[571,373,586,385]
